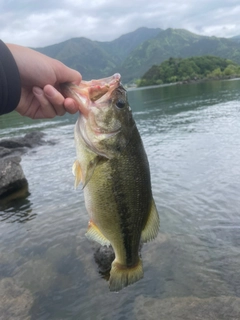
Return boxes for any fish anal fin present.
[109,259,143,292]
[72,160,82,189]
[141,199,160,243]
[85,220,111,247]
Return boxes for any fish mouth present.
[60,73,121,117]
[82,73,121,101]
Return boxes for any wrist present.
[0,40,21,115]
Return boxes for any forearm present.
[0,40,21,115]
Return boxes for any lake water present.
[1,79,240,319]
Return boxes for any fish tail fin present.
[109,259,143,292]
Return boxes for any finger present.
[68,69,82,85]
[33,87,58,118]
[43,85,66,116]
[64,97,79,114]
[56,63,82,85]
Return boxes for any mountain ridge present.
[34,27,240,83]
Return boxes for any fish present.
[61,74,159,291]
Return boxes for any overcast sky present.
[1,0,240,48]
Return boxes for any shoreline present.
[130,76,240,91]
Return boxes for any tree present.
[137,55,240,86]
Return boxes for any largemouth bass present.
[61,74,159,291]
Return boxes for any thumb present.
[55,61,82,85]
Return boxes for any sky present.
[1,0,240,48]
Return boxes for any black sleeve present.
[0,40,21,115]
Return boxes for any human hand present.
[6,43,82,119]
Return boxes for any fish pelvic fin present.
[85,220,111,247]
[72,160,82,189]
[109,259,143,292]
[141,198,160,243]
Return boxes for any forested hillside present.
[137,56,240,86]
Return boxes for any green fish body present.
[62,74,159,291]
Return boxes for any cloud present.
[0,0,240,47]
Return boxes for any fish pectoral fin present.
[85,220,111,247]
[72,160,82,189]
[141,198,160,243]
[82,156,101,189]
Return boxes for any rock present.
[0,131,53,198]
[141,233,235,298]
[0,146,12,158]
[0,131,54,159]
[0,131,46,150]
[14,258,56,294]
[0,277,33,320]
[134,295,240,320]
[0,156,28,197]
[94,245,115,275]
[19,131,46,147]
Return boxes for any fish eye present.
[116,99,125,109]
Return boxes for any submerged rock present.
[134,295,240,320]
[14,258,56,294]
[0,277,33,320]
[94,245,115,275]
[0,156,28,198]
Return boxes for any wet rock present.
[0,156,28,197]
[134,295,240,320]
[0,131,47,152]
[94,245,115,275]
[0,131,54,198]
[0,131,55,160]
[0,277,33,320]
[0,146,12,158]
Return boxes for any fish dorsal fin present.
[72,160,82,189]
[141,199,160,243]
[85,220,111,247]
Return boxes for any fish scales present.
[61,74,159,291]
[87,125,151,268]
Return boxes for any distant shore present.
[136,56,240,89]
[131,76,240,91]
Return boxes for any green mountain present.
[35,27,161,80]
[34,27,240,84]
[99,27,162,61]
[119,28,240,82]
[231,35,240,43]
[35,37,120,80]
